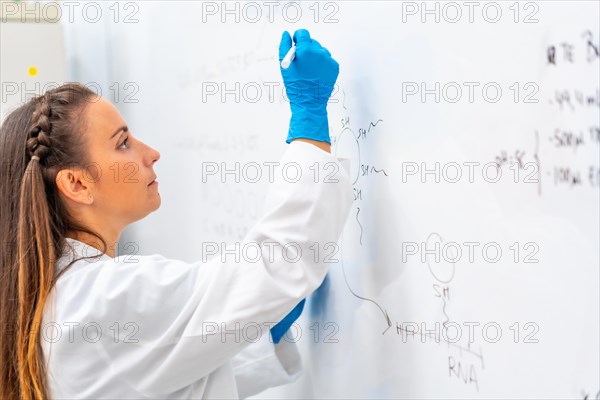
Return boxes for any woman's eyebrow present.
[109,126,128,140]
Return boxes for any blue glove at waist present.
[279,29,339,144]
[270,299,306,344]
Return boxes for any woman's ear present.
[55,167,95,205]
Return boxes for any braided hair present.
[27,93,53,163]
[0,83,108,399]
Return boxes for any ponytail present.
[16,159,54,398]
[16,93,57,399]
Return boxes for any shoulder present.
[54,239,209,307]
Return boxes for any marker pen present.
[281,45,296,69]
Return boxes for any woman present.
[0,29,352,398]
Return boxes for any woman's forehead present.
[85,98,126,140]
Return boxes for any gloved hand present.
[279,29,339,144]
[270,299,306,344]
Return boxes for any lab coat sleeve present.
[231,332,302,399]
[56,140,353,397]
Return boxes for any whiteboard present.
[61,1,599,398]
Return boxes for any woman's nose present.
[145,144,160,166]
[151,147,160,165]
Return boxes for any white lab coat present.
[41,141,353,399]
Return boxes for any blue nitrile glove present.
[270,299,306,344]
[279,29,340,144]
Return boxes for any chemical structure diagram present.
[327,89,393,333]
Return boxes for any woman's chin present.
[151,196,161,211]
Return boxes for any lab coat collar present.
[56,237,112,273]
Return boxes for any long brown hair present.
[0,83,108,399]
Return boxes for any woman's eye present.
[119,137,129,149]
